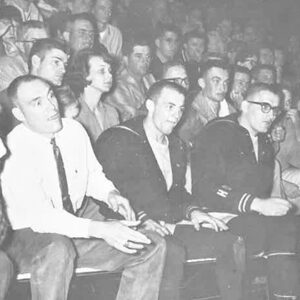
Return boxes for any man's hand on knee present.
[88,220,152,254]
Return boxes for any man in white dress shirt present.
[1,74,167,300]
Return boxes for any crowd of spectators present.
[0,0,300,299]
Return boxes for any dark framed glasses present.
[247,100,281,116]
[166,77,189,87]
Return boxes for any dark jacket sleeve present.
[191,124,255,214]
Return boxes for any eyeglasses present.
[166,77,189,87]
[247,100,281,116]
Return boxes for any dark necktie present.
[51,138,75,214]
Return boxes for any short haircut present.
[245,82,282,102]
[7,74,50,106]
[122,31,151,57]
[146,79,186,103]
[0,5,22,23]
[67,12,98,33]
[155,22,181,40]
[20,20,49,39]
[232,65,251,78]
[28,38,69,72]
[183,29,206,46]
[251,64,276,81]
[65,48,113,97]
[162,61,186,78]
[201,59,230,78]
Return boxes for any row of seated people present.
[0,72,299,300]
[0,40,299,299]
[0,2,299,299]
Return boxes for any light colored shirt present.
[99,24,123,58]
[1,118,117,238]
[144,130,173,191]
[5,0,44,22]
[218,99,230,117]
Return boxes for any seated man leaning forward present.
[96,80,243,300]
[1,74,168,300]
[191,82,300,300]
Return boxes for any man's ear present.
[62,31,70,43]
[123,55,129,67]
[31,54,41,70]
[145,98,154,113]
[198,77,205,89]
[12,107,25,122]
[240,100,249,113]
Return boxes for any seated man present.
[0,38,69,135]
[227,65,251,111]
[178,59,235,148]
[96,80,243,300]
[191,82,300,300]
[1,74,168,300]
[92,0,123,59]
[105,32,155,122]
[179,30,206,91]
[0,136,13,300]
[149,23,180,80]
[251,64,276,85]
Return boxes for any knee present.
[32,234,76,268]
[143,231,167,259]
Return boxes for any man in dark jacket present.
[191,82,300,300]
[96,80,243,300]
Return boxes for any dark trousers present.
[0,250,13,300]
[5,199,167,300]
[228,214,300,298]
[159,225,243,300]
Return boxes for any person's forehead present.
[162,31,178,40]
[187,37,205,46]
[132,45,150,55]
[95,0,112,8]
[157,87,184,105]
[89,56,109,69]
[259,69,273,77]
[73,19,93,31]
[44,48,68,62]
[17,80,51,103]
[165,66,186,78]
[253,90,279,105]
[207,67,229,79]
[234,72,250,81]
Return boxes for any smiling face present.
[87,55,112,92]
[14,79,62,138]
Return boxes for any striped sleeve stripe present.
[238,193,252,213]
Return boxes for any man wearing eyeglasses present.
[191,82,300,300]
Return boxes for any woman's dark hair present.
[65,48,113,98]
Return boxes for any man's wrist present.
[88,220,106,239]
[250,197,263,213]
